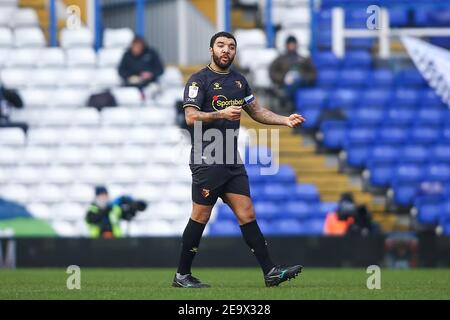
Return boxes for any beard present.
[212,52,234,69]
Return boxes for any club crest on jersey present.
[213,82,222,90]
[235,80,242,89]
[201,189,210,198]
[188,82,199,98]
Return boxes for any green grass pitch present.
[0,268,449,300]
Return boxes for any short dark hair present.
[286,35,297,45]
[210,31,237,48]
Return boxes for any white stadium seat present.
[21,147,53,165]
[51,221,78,237]
[76,166,108,184]
[0,127,26,145]
[86,146,115,165]
[97,48,125,67]
[11,166,42,184]
[32,184,64,203]
[144,220,178,236]
[61,68,93,88]
[92,68,121,89]
[66,48,96,67]
[27,203,51,220]
[234,28,267,49]
[0,7,15,27]
[28,128,61,146]
[127,127,158,145]
[62,128,94,145]
[37,48,66,68]
[107,184,126,199]
[0,168,10,184]
[155,87,184,106]
[135,108,173,126]
[52,89,89,108]
[111,87,142,106]
[158,66,183,87]
[101,108,134,126]
[37,109,72,127]
[109,165,138,184]
[151,202,185,221]
[66,184,94,203]
[54,147,87,165]
[19,89,53,108]
[0,48,10,68]
[60,27,94,48]
[13,27,46,48]
[0,147,22,165]
[117,145,149,165]
[0,184,29,203]
[166,184,191,202]
[0,68,29,88]
[51,202,85,220]
[10,8,39,28]
[71,109,100,127]
[238,48,278,70]
[252,68,273,89]
[5,48,39,67]
[131,184,163,202]
[0,27,13,47]
[44,166,74,184]
[103,28,134,48]
[140,165,171,183]
[29,69,62,89]
[280,7,310,28]
[96,128,127,145]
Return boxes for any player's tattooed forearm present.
[185,106,222,124]
[244,101,286,125]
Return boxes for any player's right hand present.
[219,105,242,121]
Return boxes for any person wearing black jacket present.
[118,36,164,90]
[0,85,28,134]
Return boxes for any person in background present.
[85,186,122,239]
[118,36,164,92]
[269,35,316,112]
[323,192,356,236]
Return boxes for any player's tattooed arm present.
[184,106,241,125]
[243,99,305,128]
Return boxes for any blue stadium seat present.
[318,202,338,218]
[246,165,267,184]
[390,89,419,108]
[346,126,376,145]
[409,126,440,145]
[417,108,444,126]
[432,144,450,163]
[394,163,424,183]
[414,197,442,225]
[262,183,291,202]
[395,69,427,88]
[345,144,371,168]
[345,9,370,28]
[370,144,398,163]
[420,89,446,109]
[318,10,332,29]
[320,120,347,149]
[376,126,408,145]
[313,51,340,69]
[245,146,272,167]
[284,201,315,220]
[292,184,320,203]
[296,88,328,109]
[426,163,450,182]
[257,219,278,235]
[209,221,241,236]
[440,128,450,143]
[300,219,325,235]
[254,201,279,220]
[318,31,332,49]
[360,89,391,108]
[295,107,322,129]
[349,108,384,125]
[347,38,375,50]
[385,108,416,125]
[273,219,303,235]
[401,145,428,163]
[317,69,339,88]
[216,204,235,221]
[370,69,394,88]
[327,89,359,110]
[389,7,410,27]
[338,69,369,88]
[392,181,419,207]
[250,185,265,202]
[342,51,372,68]
[368,161,395,188]
[274,165,296,184]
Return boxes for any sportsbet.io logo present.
[211,95,245,111]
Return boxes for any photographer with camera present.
[85,186,147,239]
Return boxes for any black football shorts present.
[190,164,251,206]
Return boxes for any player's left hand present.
[285,114,305,128]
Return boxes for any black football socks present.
[240,220,275,275]
[177,218,206,275]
